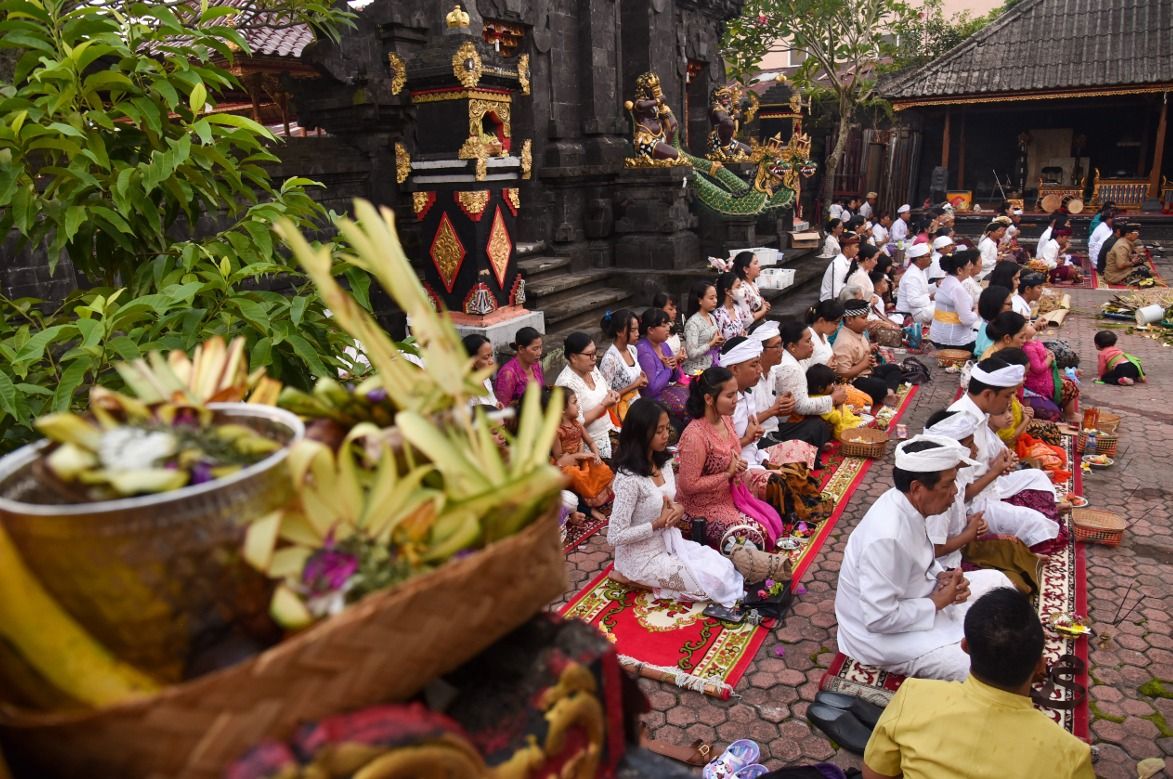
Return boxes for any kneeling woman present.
[607,399,744,606]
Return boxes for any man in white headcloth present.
[1001,208,1024,248]
[896,243,934,324]
[835,435,1015,680]
[745,320,792,441]
[859,191,877,220]
[929,234,954,285]
[946,357,1060,547]
[890,204,911,246]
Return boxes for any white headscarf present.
[895,434,982,471]
[718,338,763,367]
[926,411,982,441]
[970,363,1025,387]
[750,321,780,343]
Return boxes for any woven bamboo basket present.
[936,349,971,369]
[838,427,889,458]
[1076,430,1119,457]
[1071,508,1127,547]
[0,507,567,779]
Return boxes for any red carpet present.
[560,566,773,699]
[562,514,608,555]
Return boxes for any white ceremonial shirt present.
[1011,293,1032,318]
[732,387,769,469]
[925,488,968,570]
[801,327,835,370]
[829,203,845,221]
[872,223,890,250]
[890,217,910,245]
[835,488,958,666]
[932,275,978,347]
[1088,222,1113,267]
[858,201,874,220]
[775,348,833,417]
[752,367,780,436]
[1000,223,1020,247]
[819,253,851,301]
[1037,238,1060,269]
[977,236,998,278]
[896,263,934,323]
[1037,226,1053,251]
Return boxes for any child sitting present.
[806,363,864,437]
[1094,330,1145,385]
[552,388,614,523]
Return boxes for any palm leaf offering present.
[256,202,565,627]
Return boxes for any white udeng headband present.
[718,339,763,367]
[907,243,930,259]
[750,321,780,343]
[895,434,982,471]
[926,411,981,440]
[969,363,1025,387]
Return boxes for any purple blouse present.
[636,338,683,399]
[493,356,544,406]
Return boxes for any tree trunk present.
[820,98,854,216]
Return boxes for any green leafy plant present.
[0,0,364,451]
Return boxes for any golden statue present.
[706,84,758,162]
[623,72,688,167]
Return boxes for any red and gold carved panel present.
[486,205,512,289]
[413,191,436,221]
[430,212,467,293]
[456,189,490,220]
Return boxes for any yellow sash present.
[934,309,962,325]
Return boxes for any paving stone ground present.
[554,251,1173,778]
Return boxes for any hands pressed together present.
[931,568,971,611]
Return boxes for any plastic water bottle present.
[1085,429,1097,456]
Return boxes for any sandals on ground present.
[1031,653,1087,711]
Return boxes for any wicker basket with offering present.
[936,348,972,369]
[1071,508,1127,547]
[838,427,889,458]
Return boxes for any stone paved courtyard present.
[556,256,1173,778]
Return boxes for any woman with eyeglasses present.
[636,308,690,432]
[555,332,621,458]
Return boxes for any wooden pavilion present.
[881,0,1172,213]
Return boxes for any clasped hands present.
[653,496,686,530]
[931,568,971,610]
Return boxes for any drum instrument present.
[1040,193,1061,213]
[1062,195,1084,214]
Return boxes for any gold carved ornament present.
[456,189,490,217]
[505,188,520,210]
[394,142,410,184]
[446,3,471,29]
[388,52,406,96]
[412,191,432,219]
[430,213,466,292]
[520,139,532,180]
[517,53,530,95]
[453,40,482,90]
[486,206,511,287]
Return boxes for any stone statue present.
[624,72,687,166]
[706,84,757,162]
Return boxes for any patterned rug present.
[563,514,608,555]
[560,566,773,699]
[818,435,1089,739]
[786,384,921,586]
[1093,256,1166,289]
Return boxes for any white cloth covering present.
[801,327,835,370]
[819,253,851,301]
[932,275,978,347]
[969,362,1024,387]
[1088,222,1113,267]
[752,366,781,436]
[555,365,617,458]
[835,487,1014,677]
[896,263,934,324]
[977,236,999,277]
[609,465,744,607]
[732,387,770,469]
[872,222,890,249]
[1037,238,1060,269]
[890,217,910,245]
[718,338,763,368]
[1011,293,1032,318]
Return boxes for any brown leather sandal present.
[640,729,713,766]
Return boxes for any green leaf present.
[287,334,330,379]
[230,297,271,333]
[0,371,17,419]
[64,205,86,242]
[13,324,69,368]
[250,336,273,370]
[189,81,207,114]
[290,295,307,326]
[51,359,90,412]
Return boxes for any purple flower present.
[302,547,359,594]
[366,388,388,403]
[796,585,808,595]
[773,646,786,658]
[190,461,214,485]
[765,578,776,589]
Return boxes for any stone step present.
[541,285,632,329]
[517,255,572,280]
[526,268,612,308]
[515,240,548,258]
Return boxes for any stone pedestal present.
[452,308,546,356]
[612,166,699,270]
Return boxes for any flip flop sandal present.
[814,690,887,729]
[703,739,760,778]
[1031,653,1087,711]
[732,765,769,779]
[806,703,873,756]
[639,728,713,767]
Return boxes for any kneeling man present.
[835,435,1014,681]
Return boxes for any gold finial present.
[446,3,471,28]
